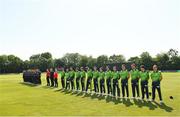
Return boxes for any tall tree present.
[61,53,81,67]
[128,56,141,66]
[41,52,52,59]
[156,53,170,70]
[80,55,88,67]
[140,52,154,69]
[168,49,178,58]
[109,54,126,63]
[87,56,97,68]
[54,58,65,68]
[97,55,108,67]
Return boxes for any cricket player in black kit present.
[50,68,54,87]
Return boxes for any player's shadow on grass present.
[133,99,157,110]
[42,86,57,90]
[154,101,173,112]
[132,99,173,112]
[76,92,84,96]
[54,88,64,92]
[58,89,173,112]
[105,96,113,103]
[97,95,106,100]
[90,93,98,99]
[64,90,73,94]
[122,98,133,107]
[19,82,39,87]
[112,98,123,105]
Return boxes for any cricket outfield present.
[0,73,179,116]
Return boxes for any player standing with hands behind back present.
[119,64,129,99]
[130,63,140,99]
[151,65,163,104]
[139,65,149,101]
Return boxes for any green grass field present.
[0,73,180,116]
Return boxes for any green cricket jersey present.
[112,71,120,79]
[139,71,149,82]
[105,70,112,79]
[150,71,162,82]
[65,72,70,79]
[93,71,99,79]
[87,70,93,78]
[80,71,86,78]
[119,70,129,80]
[70,71,75,78]
[60,71,65,78]
[99,71,105,80]
[75,71,81,78]
[130,69,139,80]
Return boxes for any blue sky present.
[0,0,179,60]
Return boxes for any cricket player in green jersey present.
[130,63,140,99]
[112,66,120,98]
[151,65,163,104]
[60,67,65,89]
[75,67,81,91]
[69,67,75,91]
[99,67,105,95]
[65,68,70,90]
[80,67,86,92]
[93,66,99,93]
[85,67,93,93]
[105,66,112,96]
[139,65,149,100]
[119,64,129,98]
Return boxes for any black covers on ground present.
[22,70,41,84]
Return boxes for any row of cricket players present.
[46,63,163,104]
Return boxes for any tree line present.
[0,49,180,73]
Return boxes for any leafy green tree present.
[128,56,141,66]
[54,58,65,68]
[41,52,52,59]
[109,54,126,63]
[87,56,97,68]
[156,53,170,70]
[0,55,8,73]
[80,55,88,67]
[97,55,108,67]
[140,52,154,69]
[61,53,81,67]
